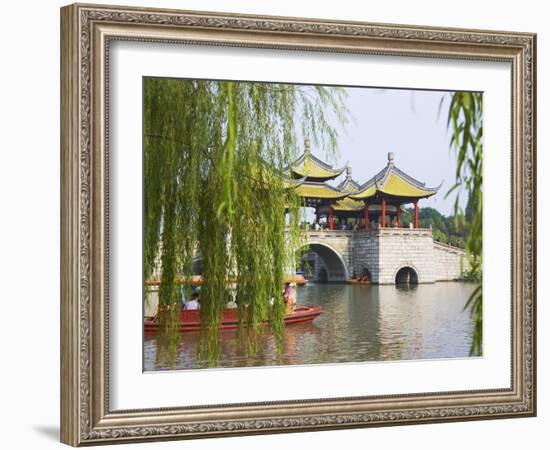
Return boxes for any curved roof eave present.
[293,181,349,200]
[377,168,441,198]
[286,151,347,181]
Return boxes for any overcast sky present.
[307,86,466,216]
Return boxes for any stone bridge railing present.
[433,241,468,281]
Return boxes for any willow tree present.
[445,92,483,356]
[144,78,348,366]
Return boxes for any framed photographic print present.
[60,3,536,446]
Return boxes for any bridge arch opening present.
[358,267,372,282]
[318,267,329,283]
[395,266,419,285]
[300,242,348,283]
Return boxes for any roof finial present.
[346,165,352,178]
[304,137,311,154]
[388,152,395,166]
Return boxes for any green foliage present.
[144,78,348,366]
[401,206,468,248]
[449,235,466,249]
[446,92,483,356]
[432,229,448,244]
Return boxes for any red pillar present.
[364,203,369,230]
[414,200,419,228]
[381,199,386,228]
[397,206,401,228]
[329,204,334,231]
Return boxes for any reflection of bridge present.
[301,229,466,284]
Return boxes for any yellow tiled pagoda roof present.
[349,183,377,200]
[287,152,439,204]
[287,151,346,181]
[332,169,362,209]
[378,171,438,197]
[294,182,348,199]
[350,153,440,200]
[332,197,364,211]
[337,175,361,193]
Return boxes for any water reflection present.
[144,282,476,371]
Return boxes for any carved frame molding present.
[61,3,536,446]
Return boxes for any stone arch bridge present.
[301,229,467,284]
[144,228,467,315]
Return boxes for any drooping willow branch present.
[144,78,349,366]
[445,92,483,356]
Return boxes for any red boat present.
[144,305,322,333]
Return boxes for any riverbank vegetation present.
[400,203,477,249]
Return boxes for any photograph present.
[142,78,483,371]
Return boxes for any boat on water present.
[286,274,308,285]
[349,274,371,285]
[144,305,321,333]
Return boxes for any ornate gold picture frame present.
[60,3,536,446]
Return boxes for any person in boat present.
[183,287,200,310]
[359,268,370,283]
[283,282,296,314]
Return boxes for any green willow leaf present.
[445,91,483,357]
[144,78,348,366]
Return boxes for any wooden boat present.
[287,274,308,285]
[144,305,321,333]
[349,277,370,285]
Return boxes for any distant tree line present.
[401,194,476,249]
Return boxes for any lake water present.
[144,282,477,371]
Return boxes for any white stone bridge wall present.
[304,230,353,281]
[305,229,467,284]
[366,229,437,284]
[433,241,468,281]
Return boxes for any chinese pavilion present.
[286,145,347,182]
[284,146,348,230]
[287,150,441,231]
